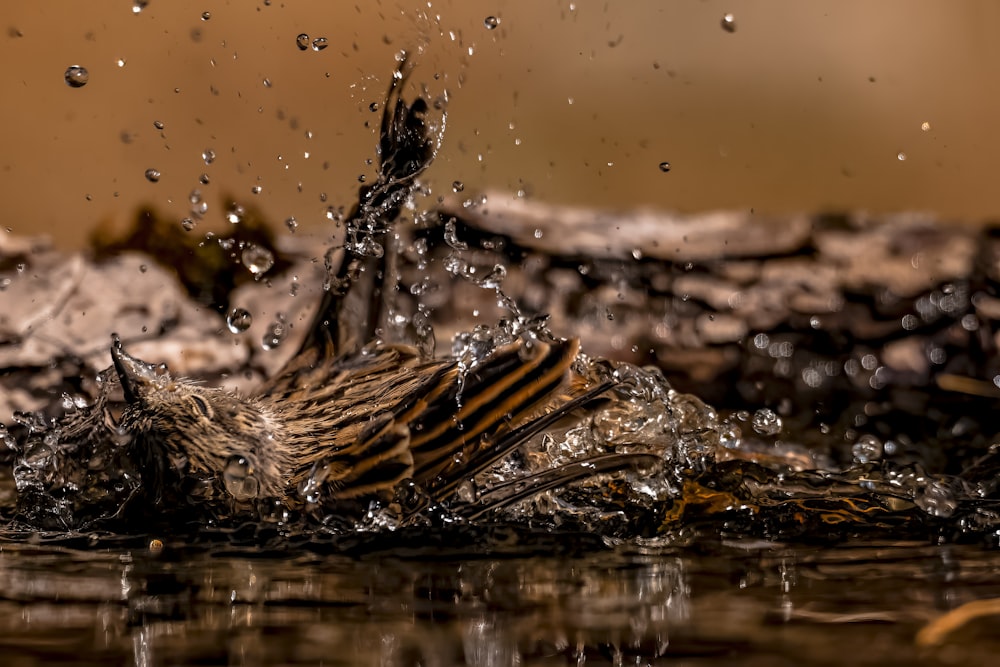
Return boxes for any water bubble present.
[64,65,89,88]
[262,315,287,350]
[296,33,310,50]
[311,37,328,51]
[484,16,500,30]
[144,168,161,183]
[223,455,260,501]
[751,408,782,436]
[241,244,275,277]
[226,307,253,333]
[285,216,298,232]
[658,161,671,173]
[202,148,216,164]
[720,13,736,32]
[852,434,883,464]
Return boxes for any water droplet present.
[181,218,196,232]
[262,315,287,350]
[914,479,957,518]
[241,244,275,277]
[444,219,468,250]
[251,185,262,195]
[223,455,260,501]
[201,11,211,20]
[263,77,272,88]
[484,16,500,30]
[132,0,149,13]
[452,180,465,193]
[144,168,161,183]
[751,408,782,436]
[285,216,298,232]
[199,173,211,185]
[116,58,126,68]
[226,307,253,333]
[298,460,330,503]
[153,120,164,130]
[64,65,89,88]
[202,148,216,164]
[369,102,379,112]
[296,33,310,50]
[225,202,245,224]
[533,228,543,239]
[852,434,883,464]
[720,13,736,32]
[921,121,931,132]
[658,161,671,173]
[897,152,907,161]
[311,37,328,51]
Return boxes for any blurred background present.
[3,1,1000,249]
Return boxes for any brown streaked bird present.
[107,56,657,519]
[110,332,620,512]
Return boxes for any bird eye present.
[190,395,213,419]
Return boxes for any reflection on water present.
[0,535,998,666]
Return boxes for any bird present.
[105,55,659,524]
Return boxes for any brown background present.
[3,1,1000,249]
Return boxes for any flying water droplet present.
[751,408,782,436]
[241,244,274,278]
[452,180,465,192]
[285,216,298,232]
[296,33,310,50]
[262,315,287,350]
[852,434,883,464]
[202,148,216,164]
[144,169,161,183]
[720,13,736,32]
[181,218,196,232]
[658,161,671,173]
[132,0,149,13]
[64,65,89,88]
[484,16,500,30]
[153,120,164,130]
[201,11,211,20]
[444,219,468,250]
[226,307,252,333]
[225,203,245,224]
[311,37,328,51]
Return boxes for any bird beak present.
[110,334,160,404]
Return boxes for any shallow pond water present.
[0,533,996,666]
